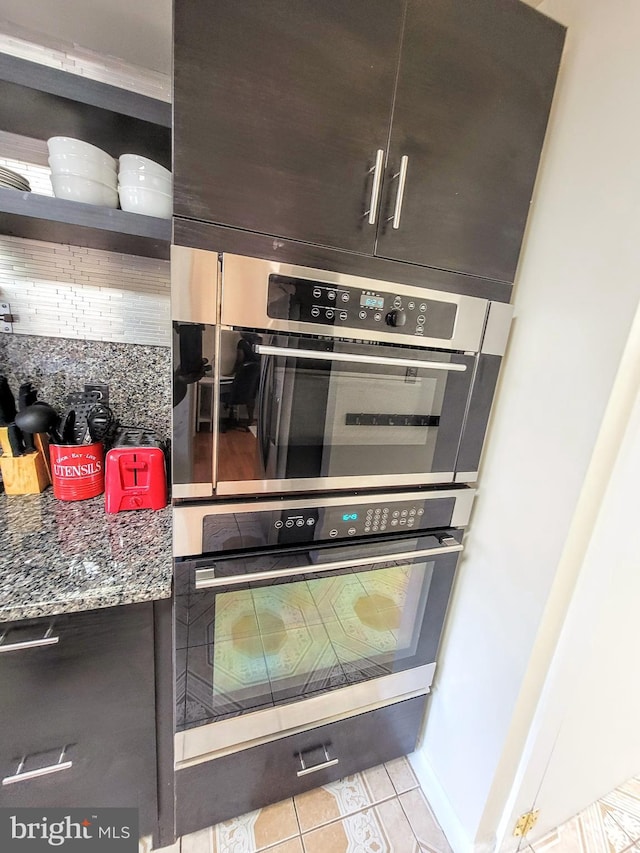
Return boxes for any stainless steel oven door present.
[215,331,477,495]
[175,531,462,757]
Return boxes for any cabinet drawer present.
[0,604,157,834]
[176,695,426,836]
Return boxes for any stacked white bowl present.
[118,154,172,219]
[48,137,118,207]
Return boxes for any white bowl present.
[118,169,172,193]
[51,174,119,208]
[48,137,116,171]
[49,153,117,187]
[118,154,171,181]
[118,185,172,218]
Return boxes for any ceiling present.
[0,0,173,73]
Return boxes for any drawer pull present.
[296,745,339,778]
[0,622,59,653]
[2,746,72,786]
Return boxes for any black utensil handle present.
[22,432,35,452]
[7,423,24,456]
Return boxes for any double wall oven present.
[171,247,511,830]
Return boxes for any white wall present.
[411,1,640,849]
[499,303,640,844]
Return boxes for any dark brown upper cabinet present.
[173,0,565,284]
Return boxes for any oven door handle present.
[194,539,463,589]
[254,344,466,373]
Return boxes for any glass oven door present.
[215,331,475,494]
[175,532,462,732]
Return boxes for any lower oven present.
[172,487,473,830]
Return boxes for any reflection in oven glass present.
[182,563,433,728]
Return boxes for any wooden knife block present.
[0,428,51,494]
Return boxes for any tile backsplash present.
[0,234,170,346]
[0,334,171,440]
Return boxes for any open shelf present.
[0,52,172,258]
[0,188,171,259]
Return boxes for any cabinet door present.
[375,0,565,282]
[0,605,157,836]
[174,0,403,253]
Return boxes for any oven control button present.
[339,311,348,321]
[311,307,320,318]
[400,518,407,525]
[417,508,424,515]
[420,303,427,312]
[348,527,357,535]
[417,315,426,324]
[326,309,334,319]
[392,510,400,518]
[409,509,416,516]
[285,520,294,527]
[341,292,349,302]
[401,510,408,516]
[306,518,315,525]
[313,288,321,298]
[386,309,407,327]
[391,519,398,526]
[393,296,402,308]
[296,519,304,526]
[359,310,367,320]
[416,327,424,335]
[408,301,415,310]
[274,520,283,529]
[328,290,336,300]
[364,525,371,532]
[329,529,338,537]
[374,312,382,321]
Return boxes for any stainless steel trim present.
[213,471,455,500]
[171,245,218,325]
[220,254,488,352]
[194,541,462,590]
[255,344,466,373]
[297,746,338,777]
[173,487,475,557]
[172,483,214,499]
[390,155,409,229]
[481,301,514,356]
[454,471,478,484]
[366,149,385,225]
[0,623,58,653]
[175,665,435,766]
[2,747,72,786]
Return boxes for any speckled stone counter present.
[0,489,172,623]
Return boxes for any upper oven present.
[172,248,512,499]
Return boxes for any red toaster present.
[104,430,167,513]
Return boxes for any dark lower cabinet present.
[0,604,158,839]
[173,0,565,284]
[175,695,427,837]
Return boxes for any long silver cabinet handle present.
[195,541,463,590]
[254,344,466,373]
[3,746,72,786]
[0,622,59,653]
[297,746,339,778]
[365,149,385,225]
[389,154,409,229]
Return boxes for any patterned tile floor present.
[146,757,451,853]
[144,764,640,853]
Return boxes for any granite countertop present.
[0,489,172,623]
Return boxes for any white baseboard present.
[409,750,477,853]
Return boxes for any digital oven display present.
[360,294,384,310]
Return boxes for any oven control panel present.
[267,274,457,340]
[202,494,457,553]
